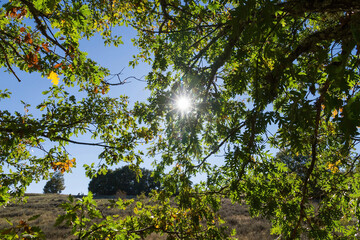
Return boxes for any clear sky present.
[0,26,154,194]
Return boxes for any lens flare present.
[176,95,192,113]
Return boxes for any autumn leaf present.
[20,27,25,32]
[20,8,27,18]
[48,71,59,85]
[24,33,33,44]
[19,220,26,226]
[54,62,63,69]
[42,43,50,52]
[6,7,20,18]
[51,158,76,173]
[327,160,341,173]
[102,85,109,94]
[332,109,338,118]
[25,52,38,68]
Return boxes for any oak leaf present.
[48,71,59,85]
[42,43,50,52]
[24,33,33,44]
[54,62,63,69]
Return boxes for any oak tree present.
[2,0,360,239]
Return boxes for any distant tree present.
[43,172,65,194]
[88,166,159,196]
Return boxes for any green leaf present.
[28,214,41,221]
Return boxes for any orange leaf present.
[19,220,26,226]
[24,33,33,44]
[32,54,38,65]
[101,85,109,95]
[20,8,27,18]
[42,43,50,53]
[20,27,25,32]
[332,109,338,118]
[6,7,19,18]
[25,52,38,67]
[54,62,63,69]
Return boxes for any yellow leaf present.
[48,71,59,85]
[134,207,138,214]
[327,162,339,173]
[332,109,338,118]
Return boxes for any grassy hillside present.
[0,194,274,239]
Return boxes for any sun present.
[175,95,192,113]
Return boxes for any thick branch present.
[281,0,360,15]
[290,80,330,239]
[19,0,68,53]
[46,135,121,149]
[264,17,352,103]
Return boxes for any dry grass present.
[0,194,73,239]
[0,194,275,239]
[219,198,274,240]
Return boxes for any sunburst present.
[176,95,192,112]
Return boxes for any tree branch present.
[281,0,360,16]
[19,0,68,53]
[0,43,22,82]
[290,80,330,239]
[192,122,246,169]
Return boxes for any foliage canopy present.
[2,0,360,239]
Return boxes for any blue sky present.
[0,26,154,194]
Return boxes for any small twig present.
[192,122,246,169]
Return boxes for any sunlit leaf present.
[48,71,59,85]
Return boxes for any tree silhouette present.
[43,172,65,194]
